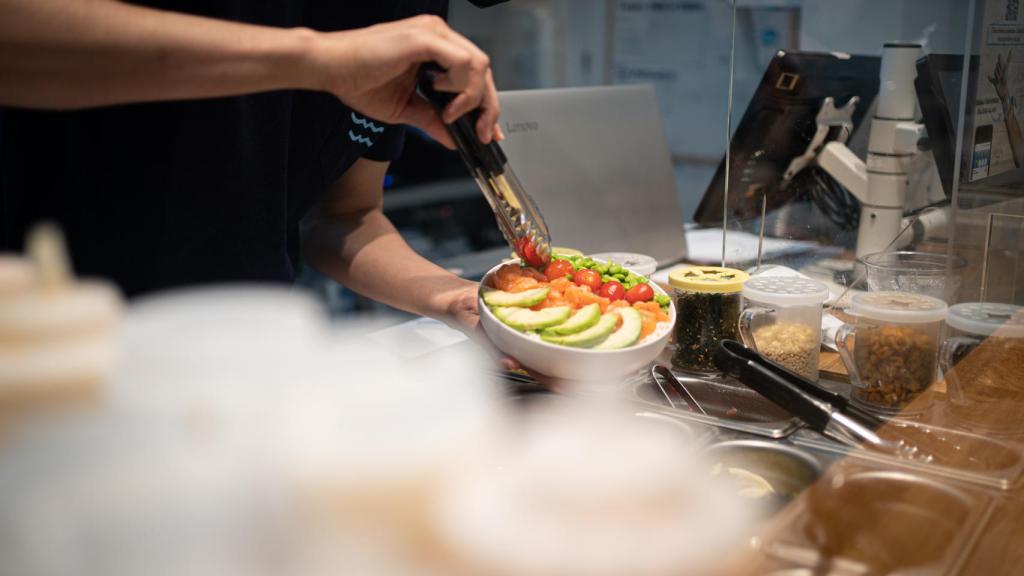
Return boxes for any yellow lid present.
[668,266,750,294]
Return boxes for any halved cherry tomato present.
[598,280,625,301]
[625,283,655,303]
[572,269,603,291]
[516,237,547,268]
[544,259,575,281]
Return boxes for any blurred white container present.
[0,246,122,417]
[3,285,508,576]
[432,398,752,576]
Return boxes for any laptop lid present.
[497,85,687,267]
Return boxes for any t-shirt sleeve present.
[362,124,406,163]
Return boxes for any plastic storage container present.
[739,276,829,381]
[835,291,948,415]
[940,303,1024,431]
[670,266,749,373]
[860,251,967,301]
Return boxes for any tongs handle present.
[718,338,885,428]
[416,63,507,174]
[716,341,928,462]
[714,340,833,432]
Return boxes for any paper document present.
[682,228,819,265]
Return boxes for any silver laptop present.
[498,85,687,267]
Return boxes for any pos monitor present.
[693,51,881,227]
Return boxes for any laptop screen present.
[497,85,687,267]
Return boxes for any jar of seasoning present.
[669,266,749,373]
[738,276,829,381]
[835,291,947,415]
[940,303,1024,428]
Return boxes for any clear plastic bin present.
[940,302,1024,432]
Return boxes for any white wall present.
[800,0,971,56]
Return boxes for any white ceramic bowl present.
[478,260,676,381]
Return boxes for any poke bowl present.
[478,255,677,381]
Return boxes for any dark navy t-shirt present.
[0,1,448,296]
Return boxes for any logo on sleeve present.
[348,113,385,148]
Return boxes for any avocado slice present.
[541,313,618,348]
[595,307,643,350]
[493,306,572,331]
[481,286,550,308]
[541,303,602,337]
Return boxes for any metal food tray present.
[793,419,1024,491]
[758,466,994,576]
[628,367,804,439]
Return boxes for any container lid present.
[848,291,948,323]
[947,302,1024,338]
[742,276,829,306]
[589,252,658,277]
[669,266,749,294]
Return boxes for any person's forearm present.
[303,209,476,321]
[0,0,320,109]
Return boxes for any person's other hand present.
[443,283,570,392]
[308,15,503,148]
[441,282,520,371]
[989,50,1012,104]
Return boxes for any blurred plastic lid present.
[849,291,947,323]
[0,255,33,297]
[742,275,828,306]
[947,302,1024,338]
[669,266,749,294]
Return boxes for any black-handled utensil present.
[719,339,886,428]
[714,340,833,432]
[416,63,551,268]
[715,340,933,463]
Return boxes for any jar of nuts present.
[669,266,749,373]
[739,276,829,381]
[836,291,948,416]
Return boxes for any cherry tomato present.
[544,259,575,281]
[515,238,546,269]
[625,283,655,303]
[598,280,626,301]
[572,269,603,291]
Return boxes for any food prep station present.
[498,338,1024,575]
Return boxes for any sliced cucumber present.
[493,306,572,331]
[541,313,618,348]
[481,286,550,308]
[541,303,601,337]
[595,307,643,350]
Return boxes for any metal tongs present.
[714,340,933,464]
[417,64,552,268]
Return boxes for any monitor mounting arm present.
[781,95,859,190]
[794,44,949,257]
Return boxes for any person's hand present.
[307,15,503,149]
[442,283,566,392]
[440,281,520,371]
[989,50,1013,104]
